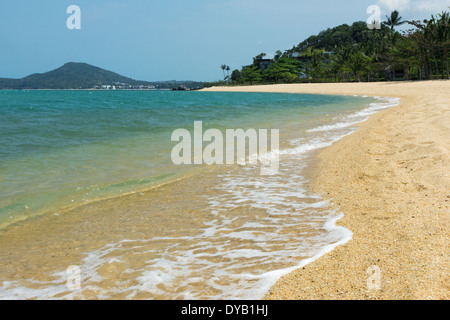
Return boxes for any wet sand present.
[203,81,450,299]
[1,81,448,300]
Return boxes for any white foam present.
[0,95,400,300]
[308,97,398,134]
[307,120,365,132]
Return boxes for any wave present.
[0,95,400,300]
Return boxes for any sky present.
[0,0,448,82]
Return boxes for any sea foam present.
[0,95,400,300]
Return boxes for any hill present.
[219,9,449,85]
[286,21,390,54]
[0,62,152,89]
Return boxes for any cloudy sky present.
[378,0,449,12]
[0,0,448,81]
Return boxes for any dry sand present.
[202,81,450,299]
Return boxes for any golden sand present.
[202,81,450,299]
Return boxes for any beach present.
[202,81,450,299]
[1,90,386,299]
[0,82,448,300]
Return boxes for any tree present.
[230,69,242,83]
[347,49,370,82]
[274,50,283,61]
[384,10,407,31]
[395,28,422,80]
[333,45,353,82]
[436,11,450,79]
[300,47,326,81]
[407,14,448,79]
[241,65,262,85]
[252,53,267,66]
[223,9,448,85]
[220,64,227,80]
[264,57,301,83]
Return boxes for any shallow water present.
[0,90,399,299]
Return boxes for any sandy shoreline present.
[202,81,450,299]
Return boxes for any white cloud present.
[378,0,412,12]
[412,0,450,13]
[377,0,450,13]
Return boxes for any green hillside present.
[214,9,449,85]
[0,62,151,89]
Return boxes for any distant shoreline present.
[0,88,172,91]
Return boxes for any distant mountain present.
[0,62,152,89]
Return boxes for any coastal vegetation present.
[208,9,449,86]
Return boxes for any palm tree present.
[382,11,407,80]
[408,19,435,79]
[436,11,450,79]
[220,64,227,80]
[384,10,407,31]
[349,50,370,82]
[333,45,353,82]
[301,47,325,81]
[424,17,441,78]
[409,15,447,79]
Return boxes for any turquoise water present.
[0,90,402,299]
[0,90,375,229]
[0,91,372,226]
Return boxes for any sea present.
[0,90,399,299]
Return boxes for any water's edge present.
[0,93,400,300]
